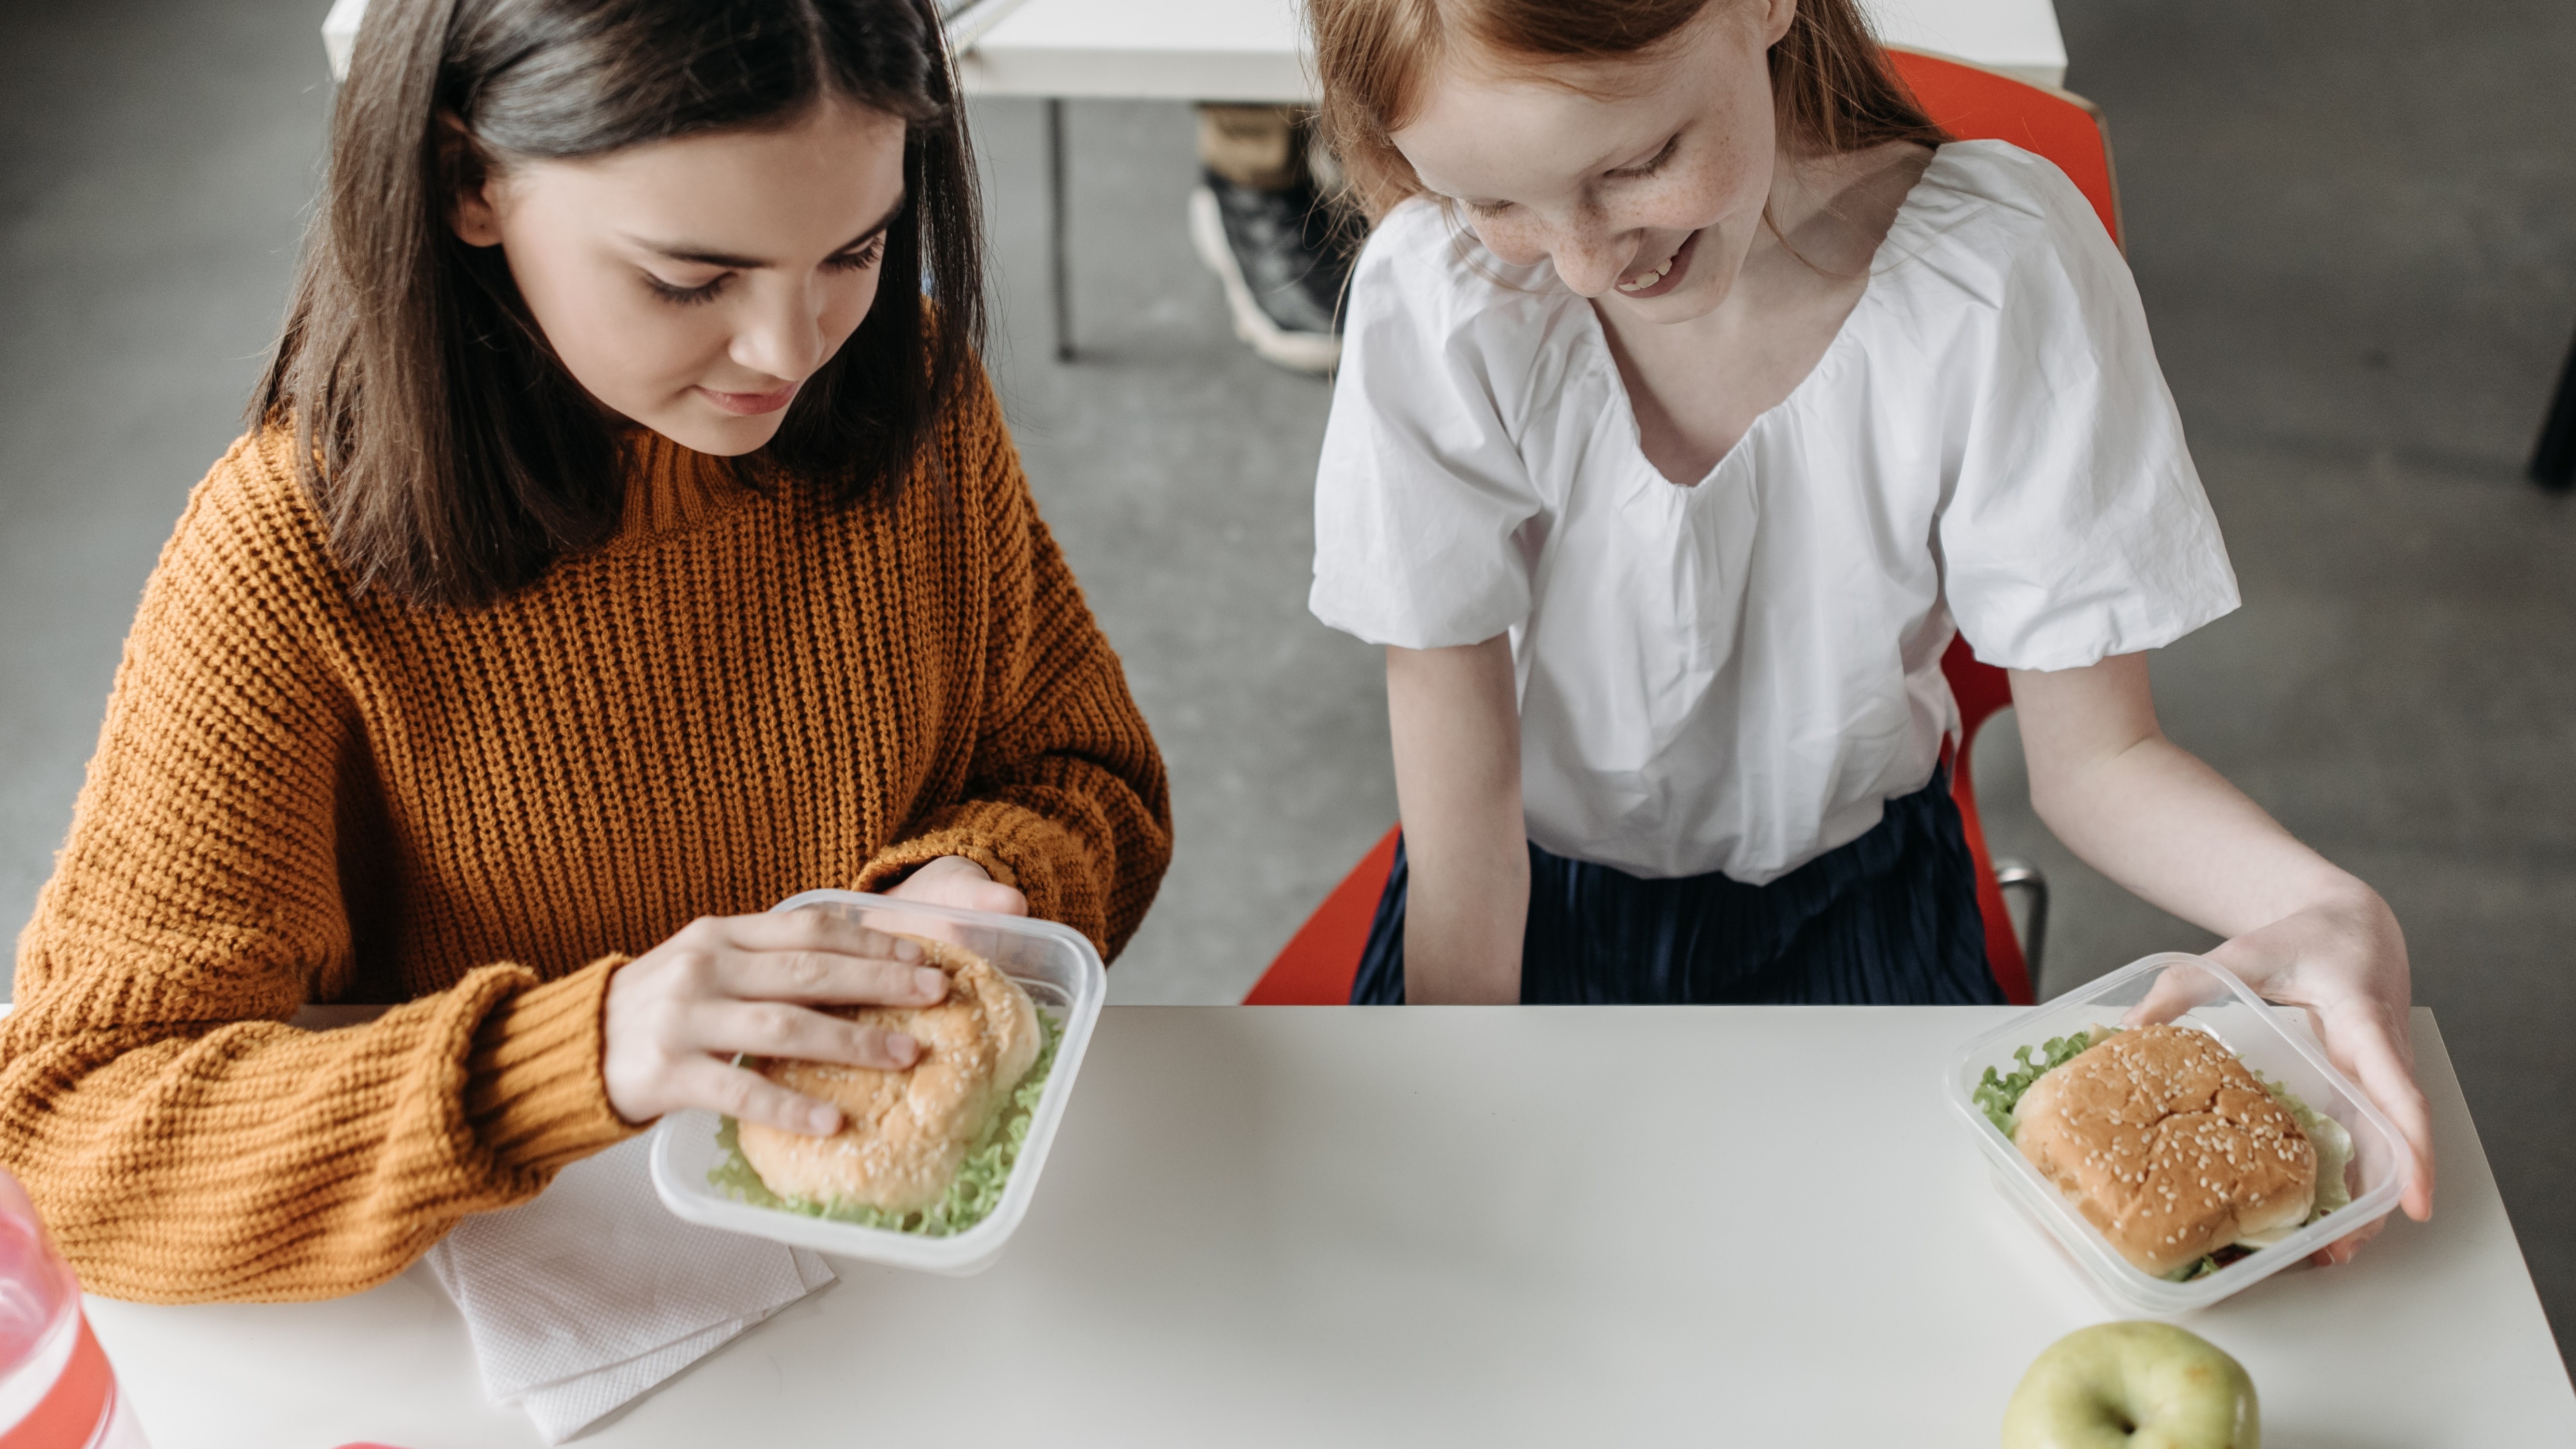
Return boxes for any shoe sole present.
[1189,186,1342,376]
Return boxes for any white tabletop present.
[85,1007,2573,1446]
[954,0,2070,102]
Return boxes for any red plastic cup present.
[0,1171,147,1447]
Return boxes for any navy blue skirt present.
[1351,770,2004,1006]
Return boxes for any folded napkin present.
[426,1134,834,1442]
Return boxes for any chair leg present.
[1047,98,1073,364]
[1993,857,2049,992]
[2535,322,2576,491]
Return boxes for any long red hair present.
[1312,0,1949,219]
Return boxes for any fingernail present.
[913,967,947,998]
[889,1031,920,1064]
[806,1106,840,1135]
[893,938,922,963]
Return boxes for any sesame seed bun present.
[738,936,1043,1216]
[2013,1024,2317,1277]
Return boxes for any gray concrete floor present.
[2001,0,2576,1365]
[969,98,1392,1009]
[1,0,2568,1369]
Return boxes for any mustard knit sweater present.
[1,371,1171,1303]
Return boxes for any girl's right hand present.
[602,910,950,1136]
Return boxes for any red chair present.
[1244,52,2120,1008]
[1885,48,2123,254]
[1940,634,2043,1005]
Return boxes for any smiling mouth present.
[1615,229,1701,297]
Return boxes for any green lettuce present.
[709,1008,1063,1238]
[1971,1027,2107,1137]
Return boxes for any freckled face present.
[1391,1,1792,323]
[450,98,908,456]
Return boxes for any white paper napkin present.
[426,1134,834,1442]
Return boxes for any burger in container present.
[1946,952,2413,1314]
[651,890,1106,1275]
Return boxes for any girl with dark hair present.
[1306,0,2432,1241]
[0,0,1169,1301]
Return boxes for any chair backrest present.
[1887,48,2123,248]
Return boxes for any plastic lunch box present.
[649,889,1107,1276]
[1945,952,2412,1315]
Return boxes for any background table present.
[86,1007,2574,1446]
[950,0,2071,95]
[947,0,2072,360]
[322,0,2075,94]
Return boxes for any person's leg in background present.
[1191,103,1356,374]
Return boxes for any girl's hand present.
[885,854,1028,915]
[602,911,951,1135]
[2013,653,2434,1264]
[2128,885,2434,1264]
[2199,888,2435,1263]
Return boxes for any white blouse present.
[1309,141,2239,884]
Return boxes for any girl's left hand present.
[2015,654,2432,1268]
[885,855,1029,916]
[2197,887,2435,1264]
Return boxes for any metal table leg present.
[1047,98,1072,363]
[2535,322,2575,491]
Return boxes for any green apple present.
[2001,1322,2258,1448]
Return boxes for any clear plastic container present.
[1946,952,2413,1315]
[0,1170,149,1447]
[650,890,1107,1276]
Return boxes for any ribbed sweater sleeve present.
[0,445,634,1304]
[5,361,1171,1304]
[854,375,1174,958]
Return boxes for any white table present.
[952,0,2070,98]
[85,1008,2576,1445]
[321,0,2072,96]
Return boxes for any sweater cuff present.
[854,831,1021,894]
[464,955,639,1175]
[853,805,1104,956]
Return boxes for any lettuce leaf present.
[1971,1027,2106,1137]
[2264,1075,2354,1218]
[708,1007,1064,1238]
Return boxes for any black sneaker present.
[1189,170,1351,374]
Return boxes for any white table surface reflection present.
[87,1008,2576,1445]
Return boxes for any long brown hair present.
[1313,0,1949,220]
[256,0,986,609]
